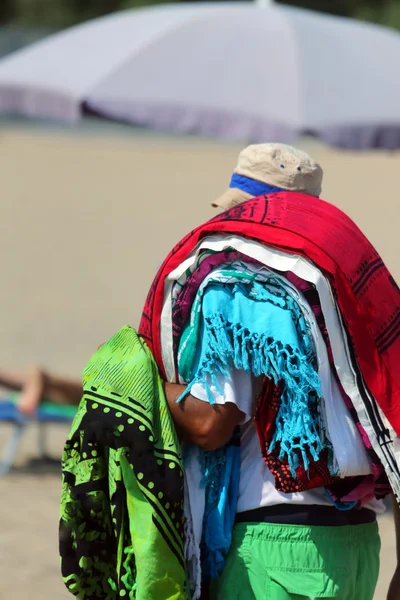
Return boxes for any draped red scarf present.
[139,192,400,435]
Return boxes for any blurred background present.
[1,0,400,30]
[0,1,399,599]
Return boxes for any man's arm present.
[0,363,242,449]
[164,382,243,451]
[388,495,400,600]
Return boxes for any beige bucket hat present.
[213,143,323,210]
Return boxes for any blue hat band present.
[230,173,284,197]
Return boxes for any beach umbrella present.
[0,1,399,148]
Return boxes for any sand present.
[0,125,399,599]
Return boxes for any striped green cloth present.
[59,326,189,600]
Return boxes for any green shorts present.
[211,521,380,600]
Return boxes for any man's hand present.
[388,567,400,600]
[164,382,243,451]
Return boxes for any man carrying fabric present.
[58,144,400,600]
[158,144,400,600]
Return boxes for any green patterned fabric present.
[59,326,189,600]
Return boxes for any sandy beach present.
[0,126,399,599]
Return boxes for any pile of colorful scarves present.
[139,192,400,597]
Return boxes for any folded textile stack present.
[139,191,400,597]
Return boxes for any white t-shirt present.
[190,370,385,514]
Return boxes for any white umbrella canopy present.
[0,2,399,148]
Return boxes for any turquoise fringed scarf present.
[179,268,326,477]
[178,267,328,581]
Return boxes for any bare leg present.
[18,367,46,415]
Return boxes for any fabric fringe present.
[187,315,326,477]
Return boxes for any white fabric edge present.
[270,269,372,478]
[182,445,204,600]
[161,234,400,499]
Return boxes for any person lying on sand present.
[0,368,82,415]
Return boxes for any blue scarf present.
[179,269,326,579]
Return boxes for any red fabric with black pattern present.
[139,192,400,435]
